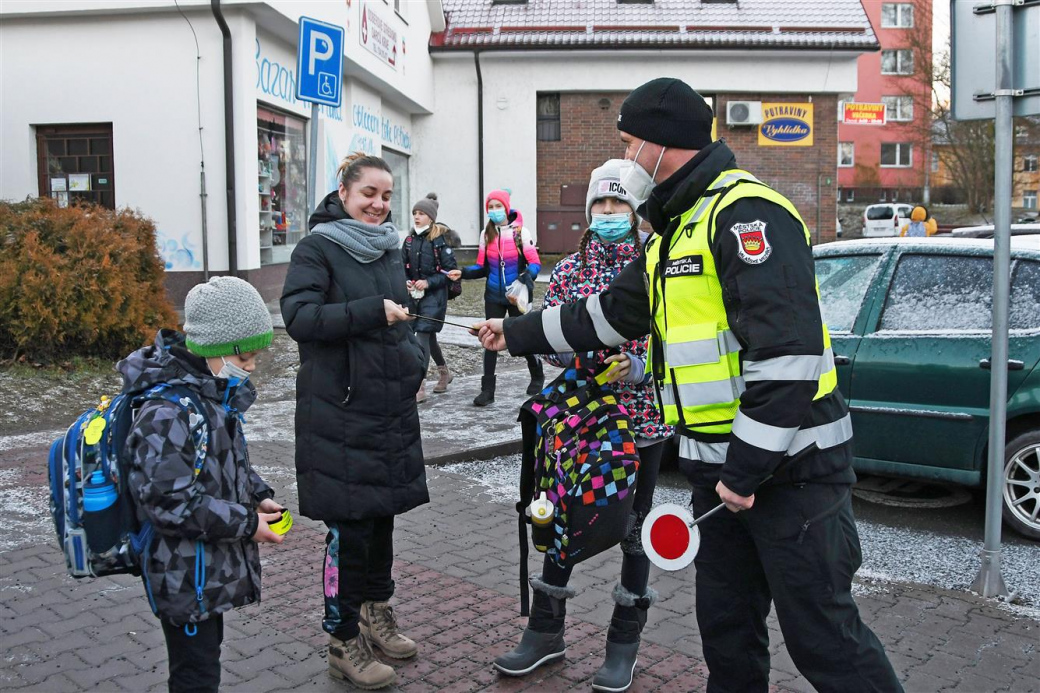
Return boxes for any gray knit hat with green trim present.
[183,276,273,357]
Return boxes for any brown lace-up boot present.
[328,632,396,689]
[360,601,419,659]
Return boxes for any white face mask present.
[414,224,430,235]
[619,140,666,206]
[216,357,250,384]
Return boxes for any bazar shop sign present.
[360,2,398,70]
[758,103,814,147]
[843,102,886,125]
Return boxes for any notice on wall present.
[758,103,814,147]
[843,102,886,125]
[68,174,91,191]
[50,177,67,192]
[360,2,397,70]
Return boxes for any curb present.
[424,438,522,466]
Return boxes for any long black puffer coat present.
[402,226,458,334]
[280,192,429,521]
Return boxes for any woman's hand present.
[603,353,632,383]
[447,270,462,281]
[384,300,412,325]
[413,279,429,291]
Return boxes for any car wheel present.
[1002,430,1040,540]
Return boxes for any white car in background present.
[862,203,913,237]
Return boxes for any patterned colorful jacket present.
[461,209,542,305]
[121,330,274,626]
[543,236,673,442]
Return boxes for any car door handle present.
[834,354,851,366]
[979,358,1025,371]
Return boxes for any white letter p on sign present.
[309,31,333,74]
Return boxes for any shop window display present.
[258,107,308,265]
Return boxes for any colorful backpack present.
[516,356,640,615]
[48,383,210,579]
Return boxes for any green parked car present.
[814,236,1040,540]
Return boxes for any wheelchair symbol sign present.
[296,17,344,107]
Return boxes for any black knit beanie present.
[617,78,714,150]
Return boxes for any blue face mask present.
[488,208,508,225]
[590,213,633,243]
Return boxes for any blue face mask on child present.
[488,209,508,225]
[590,213,633,243]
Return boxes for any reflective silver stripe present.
[689,195,716,223]
[709,171,758,190]
[666,338,719,366]
[787,414,854,454]
[660,377,745,407]
[587,293,627,347]
[679,437,729,464]
[743,349,834,382]
[718,330,742,355]
[732,411,799,453]
[540,306,571,354]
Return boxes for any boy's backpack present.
[515,356,640,615]
[48,383,210,579]
[404,231,462,300]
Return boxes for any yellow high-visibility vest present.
[644,169,838,435]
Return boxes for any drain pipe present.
[211,0,238,276]
[474,50,484,232]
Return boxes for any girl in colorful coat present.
[493,160,673,693]
[459,189,544,406]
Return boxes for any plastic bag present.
[506,280,531,314]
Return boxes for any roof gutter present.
[474,50,484,231]
[211,0,238,276]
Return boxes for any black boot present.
[473,375,496,407]
[526,359,545,396]
[493,579,574,676]
[592,584,656,692]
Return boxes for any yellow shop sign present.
[758,103,814,147]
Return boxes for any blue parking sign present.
[296,17,344,107]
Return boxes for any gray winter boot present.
[493,578,575,676]
[591,584,657,692]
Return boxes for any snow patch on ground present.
[0,484,52,553]
[242,399,296,443]
[0,430,65,452]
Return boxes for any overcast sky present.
[934,0,951,52]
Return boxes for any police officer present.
[476,78,901,692]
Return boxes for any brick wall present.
[536,91,841,249]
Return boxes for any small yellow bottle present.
[529,492,555,552]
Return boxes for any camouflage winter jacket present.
[121,330,275,626]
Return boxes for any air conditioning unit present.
[726,101,763,126]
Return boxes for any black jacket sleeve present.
[713,197,825,495]
[503,250,652,356]
[280,237,387,343]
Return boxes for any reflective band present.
[679,437,729,464]
[732,411,799,453]
[660,377,745,407]
[719,330,742,355]
[666,338,719,367]
[541,306,571,354]
[689,195,715,223]
[587,293,627,347]
[787,414,854,454]
[743,349,834,382]
[709,171,758,190]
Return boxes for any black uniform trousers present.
[322,517,396,641]
[690,467,902,693]
[161,614,223,693]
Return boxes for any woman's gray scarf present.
[311,218,400,264]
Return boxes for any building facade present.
[416,0,876,253]
[836,0,932,205]
[1,0,442,303]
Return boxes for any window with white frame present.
[1025,190,1038,210]
[1024,154,1039,173]
[881,143,913,167]
[881,49,914,75]
[881,3,914,28]
[882,95,914,121]
[931,151,940,172]
[838,142,855,167]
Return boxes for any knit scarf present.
[311,218,400,264]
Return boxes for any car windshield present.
[815,254,883,331]
[866,206,894,220]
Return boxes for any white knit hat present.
[183,276,273,357]
[585,159,642,224]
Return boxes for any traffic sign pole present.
[309,102,319,213]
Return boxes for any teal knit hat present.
[183,276,273,357]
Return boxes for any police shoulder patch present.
[729,220,772,265]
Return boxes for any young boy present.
[121,276,284,693]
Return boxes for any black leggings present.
[415,331,446,374]
[541,439,667,596]
[322,517,396,641]
[484,301,539,378]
